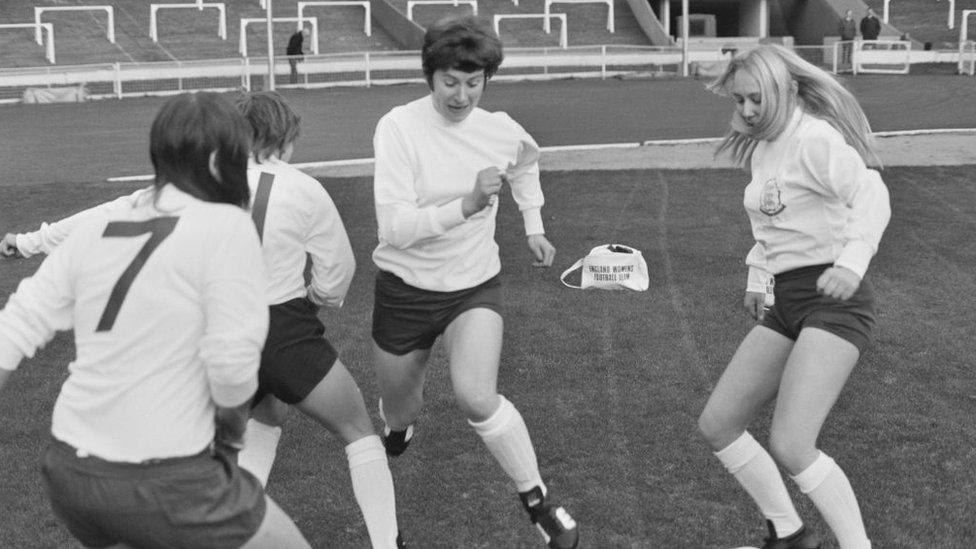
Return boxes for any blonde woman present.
[698,45,890,549]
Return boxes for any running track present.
[1,73,974,186]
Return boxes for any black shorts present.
[372,271,503,356]
[42,439,265,549]
[254,297,338,406]
[762,263,877,354]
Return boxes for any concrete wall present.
[369,0,425,50]
[626,0,675,45]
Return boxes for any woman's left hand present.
[526,234,555,267]
[816,266,861,300]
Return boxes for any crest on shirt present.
[759,178,786,216]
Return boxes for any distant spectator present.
[860,8,882,41]
[838,9,857,65]
[286,27,310,84]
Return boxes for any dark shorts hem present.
[255,297,338,405]
[761,263,877,355]
[372,271,503,356]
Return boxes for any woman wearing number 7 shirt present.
[0,92,310,548]
[2,91,402,549]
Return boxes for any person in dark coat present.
[286,28,309,84]
[860,8,882,41]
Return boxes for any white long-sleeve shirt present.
[744,107,891,292]
[247,158,354,307]
[372,95,546,291]
[0,186,268,462]
[12,159,354,308]
[14,187,155,258]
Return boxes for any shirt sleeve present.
[798,126,891,278]
[305,186,355,308]
[198,212,268,407]
[15,187,152,258]
[0,235,77,371]
[504,116,546,236]
[373,114,467,249]
[744,242,773,293]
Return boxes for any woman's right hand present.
[462,167,506,217]
[743,291,766,321]
[1,233,21,258]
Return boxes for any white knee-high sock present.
[469,395,544,494]
[715,432,803,539]
[792,451,871,549]
[346,435,399,549]
[238,419,282,487]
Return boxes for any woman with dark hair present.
[370,16,577,549]
[0,92,310,548]
[1,91,404,548]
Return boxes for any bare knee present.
[251,396,290,427]
[698,407,743,451]
[768,429,817,474]
[455,389,499,422]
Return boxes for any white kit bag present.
[559,244,649,291]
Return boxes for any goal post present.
[35,6,115,44]
[150,3,227,43]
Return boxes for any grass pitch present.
[1,165,974,548]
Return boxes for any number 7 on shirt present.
[96,217,179,332]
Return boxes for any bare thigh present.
[699,326,794,450]
[294,359,376,445]
[444,308,503,422]
[240,496,310,549]
[769,327,860,473]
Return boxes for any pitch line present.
[105,128,976,183]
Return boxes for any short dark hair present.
[235,91,301,162]
[421,15,503,87]
[149,92,251,208]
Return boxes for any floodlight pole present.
[266,0,275,90]
[681,0,689,76]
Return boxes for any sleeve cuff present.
[14,234,37,258]
[521,208,544,235]
[0,334,25,371]
[210,377,258,408]
[834,240,875,279]
[746,266,771,293]
[435,198,467,231]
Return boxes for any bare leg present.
[240,495,311,549]
[771,327,871,549]
[698,326,793,450]
[293,360,400,549]
[698,325,805,539]
[372,343,430,432]
[238,396,290,486]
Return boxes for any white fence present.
[0,46,722,103]
[0,44,972,103]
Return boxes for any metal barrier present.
[1,45,972,103]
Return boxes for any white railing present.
[0,46,706,103]
[2,44,973,103]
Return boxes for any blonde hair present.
[708,44,880,168]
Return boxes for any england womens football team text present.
[0,16,889,549]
